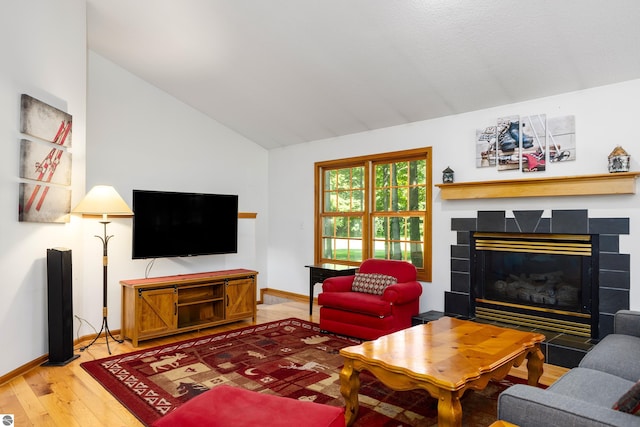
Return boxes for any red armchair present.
[317,259,423,340]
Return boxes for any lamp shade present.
[71,185,133,217]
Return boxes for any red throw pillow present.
[351,272,397,295]
[613,380,640,415]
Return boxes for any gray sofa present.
[498,310,640,426]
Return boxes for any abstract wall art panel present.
[520,114,547,173]
[20,94,72,147]
[19,139,72,186]
[475,126,497,168]
[19,183,71,223]
[548,115,576,163]
[497,115,520,171]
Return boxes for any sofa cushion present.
[579,333,640,382]
[351,272,396,295]
[613,380,640,415]
[614,310,640,338]
[498,383,640,427]
[547,367,635,409]
[318,291,393,317]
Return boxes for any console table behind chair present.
[305,264,358,315]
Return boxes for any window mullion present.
[362,160,371,261]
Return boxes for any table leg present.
[309,279,314,315]
[526,345,545,386]
[340,359,360,427]
[437,389,462,427]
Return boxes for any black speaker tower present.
[44,248,79,366]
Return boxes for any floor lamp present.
[71,185,133,354]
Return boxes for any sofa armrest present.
[321,275,355,292]
[382,281,423,304]
[498,384,640,427]
[614,310,640,337]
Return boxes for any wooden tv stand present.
[120,269,258,347]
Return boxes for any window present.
[315,147,432,281]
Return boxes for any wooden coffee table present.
[339,317,545,427]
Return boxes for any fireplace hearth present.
[445,209,630,368]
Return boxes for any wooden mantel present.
[435,172,640,200]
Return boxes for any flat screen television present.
[132,189,238,259]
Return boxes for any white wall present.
[84,52,269,339]
[0,0,86,376]
[268,79,640,312]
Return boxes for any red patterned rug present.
[81,318,533,426]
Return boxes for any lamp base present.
[80,314,123,355]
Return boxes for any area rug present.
[81,318,533,426]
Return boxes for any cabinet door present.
[137,287,178,339]
[225,277,256,320]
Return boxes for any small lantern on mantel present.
[442,166,455,183]
[608,146,630,173]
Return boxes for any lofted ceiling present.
[86,0,640,150]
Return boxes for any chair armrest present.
[321,275,355,292]
[382,281,423,304]
[498,385,639,427]
[614,310,640,337]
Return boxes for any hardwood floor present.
[0,301,567,426]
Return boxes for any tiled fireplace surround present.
[444,209,630,368]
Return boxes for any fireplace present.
[470,232,599,338]
[445,209,631,357]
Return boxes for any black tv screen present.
[132,190,238,259]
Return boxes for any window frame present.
[314,147,432,282]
